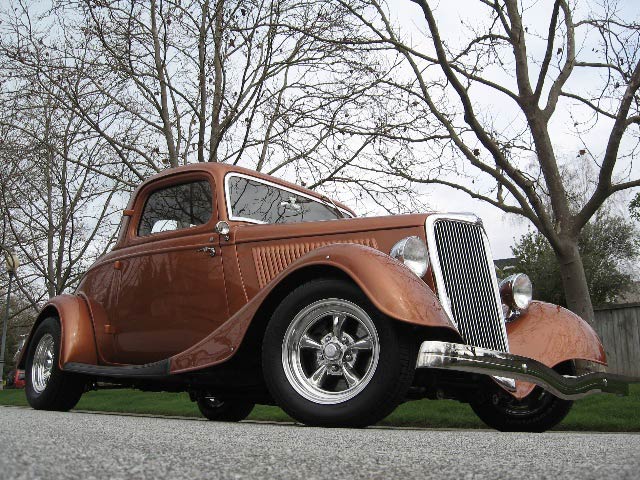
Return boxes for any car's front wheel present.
[470,384,573,432]
[25,317,85,411]
[262,279,416,428]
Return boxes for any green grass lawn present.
[2,385,639,431]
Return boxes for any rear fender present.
[17,294,98,370]
[506,301,606,399]
[170,243,459,373]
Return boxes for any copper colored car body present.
[18,163,628,430]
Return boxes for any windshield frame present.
[224,172,353,225]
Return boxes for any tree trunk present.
[556,240,595,326]
[208,0,225,163]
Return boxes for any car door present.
[110,172,229,365]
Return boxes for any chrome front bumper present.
[416,341,630,400]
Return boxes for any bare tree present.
[0,80,123,311]
[0,0,432,327]
[1,0,427,214]
[334,0,640,324]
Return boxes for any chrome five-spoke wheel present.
[31,333,55,394]
[263,279,416,428]
[282,299,380,404]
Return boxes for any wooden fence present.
[593,303,640,378]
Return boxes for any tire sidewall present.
[196,397,255,422]
[263,279,413,427]
[471,386,573,432]
[25,318,72,410]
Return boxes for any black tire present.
[470,385,573,432]
[25,318,85,411]
[196,397,255,422]
[5,370,15,388]
[262,279,416,428]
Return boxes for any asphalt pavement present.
[0,406,638,479]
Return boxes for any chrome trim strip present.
[424,213,510,352]
[223,172,353,224]
[416,341,630,400]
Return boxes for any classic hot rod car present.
[18,163,628,431]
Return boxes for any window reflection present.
[228,176,342,224]
[138,180,212,236]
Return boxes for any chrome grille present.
[426,215,509,352]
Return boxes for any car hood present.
[231,213,431,245]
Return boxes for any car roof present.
[132,163,354,214]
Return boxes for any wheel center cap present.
[323,342,342,361]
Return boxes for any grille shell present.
[425,215,509,352]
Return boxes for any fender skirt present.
[17,294,98,370]
[170,243,459,373]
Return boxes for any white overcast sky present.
[382,0,640,259]
[17,0,638,261]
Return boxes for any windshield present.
[226,175,349,224]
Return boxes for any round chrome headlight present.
[500,273,533,311]
[390,236,429,277]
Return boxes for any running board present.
[64,359,170,379]
[416,341,632,400]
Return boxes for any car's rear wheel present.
[25,317,85,411]
[196,396,255,422]
[262,279,416,428]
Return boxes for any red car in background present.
[4,369,25,389]
[14,370,26,389]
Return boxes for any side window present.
[227,176,340,224]
[138,180,213,236]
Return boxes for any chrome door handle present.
[196,246,216,257]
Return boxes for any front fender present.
[17,294,98,369]
[506,301,606,398]
[170,243,458,373]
